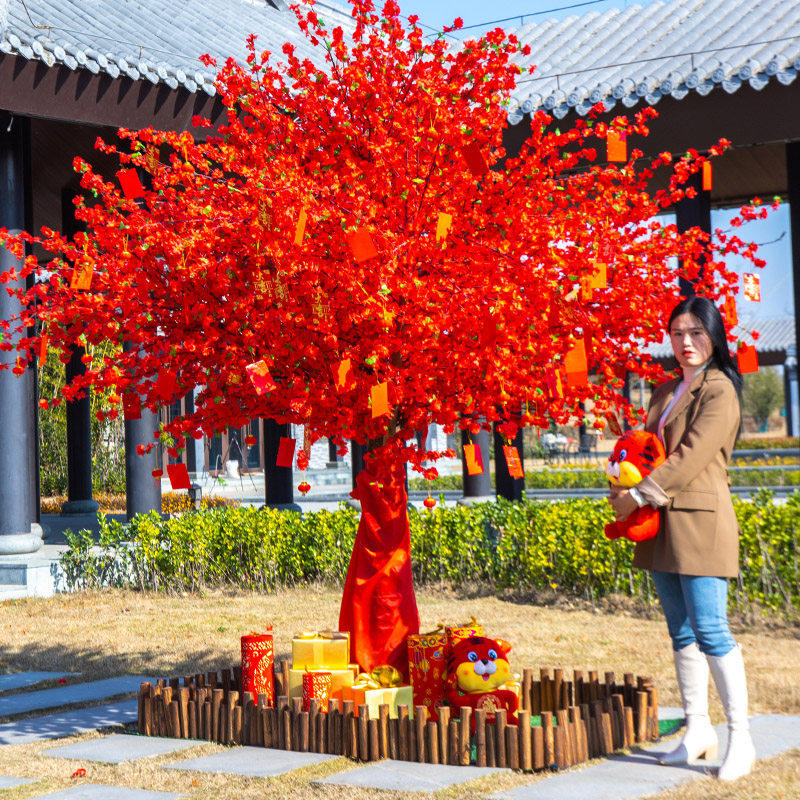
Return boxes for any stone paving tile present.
[0,677,155,717]
[26,785,180,799]
[164,744,337,778]
[487,714,800,800]
[0,672,78,693]
[43,734,201,764]
[0,775,36,789]
[315,759,509,792]
[0,700,138,746]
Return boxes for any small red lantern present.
[152,468,163,488]
[423,496,436,509]
[298,481,311,495]
[244,434,257,447]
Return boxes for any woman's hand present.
[608,486,638,521]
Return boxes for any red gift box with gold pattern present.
[407,630,447,722]
[302,670,332,712]
[241,629,274,704]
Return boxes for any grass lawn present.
[0,587,798,799]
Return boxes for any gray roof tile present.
[505,0,800,124]
[0,0,353,95]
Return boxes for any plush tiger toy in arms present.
[604,430,666,542]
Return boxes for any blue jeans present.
[651,570,736,657]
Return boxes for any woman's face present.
[669,312,713,370]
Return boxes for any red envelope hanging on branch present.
[743,273,761,302]
[463,443,484,475]
[167,463,192,490]
[276,436,296,468]
[347,228,379,263]
[246,360,276,395]
[723,295,738,326]
[333,358,353,391]
[461,143,489,177]
[371,382,390,418]
[122,393,141,421]
[564,340,588,387]
[117,168,145,199]
[503,445,524,478]
[156,370,177,401]
[702,161,713,191]
[737,343,758,374]
[606,130,627,162]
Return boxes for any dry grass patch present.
[0,587,798,799]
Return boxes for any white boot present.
[660,642,718,765]
[707,644,756,781]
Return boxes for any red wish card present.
[564,340,588,387]
[167,463,192,490]
[38,333,48,367]
[347,228,379,263]
[702,161,712,191]
[606,130,627,162]
[436,212,452,242]
[546,367,563,398]
[464,443,484,475]
[723,295,738,326]
[117,168,145,199]
[743,273,761,302]
[737,343,758,374]
[371,381,390,418]
[503,445,524,478]
[245,360,276,395]
[156,370,177,400]
[276,436,296,468]
[333,358,352,391]
[294,209,308,246]
[461,142,488,177]
[122,393,141,421]
[70,260,93,291]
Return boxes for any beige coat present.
[632,367,741,578]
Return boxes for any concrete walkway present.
[2,671,800,799]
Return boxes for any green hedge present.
[60,491,800,613]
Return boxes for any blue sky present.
[394,0,795,321]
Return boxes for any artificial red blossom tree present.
[0,0,768,673]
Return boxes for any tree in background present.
[0,0,767,672]
[742,366,784,432]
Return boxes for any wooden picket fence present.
[137,663,659,771]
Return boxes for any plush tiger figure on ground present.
[604,429,666,542]
[445,636,518,728]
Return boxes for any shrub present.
[60,491,800,614]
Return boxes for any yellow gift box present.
[339,683,414,719]
[292,630,350,670]
[289,667,354,700]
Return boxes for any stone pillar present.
[786,143,800,395]
[459,427,492,505]
[494,423,524,502]
[0,113,40,554]
[674,170,711,296]
[61,345,99,514]
[124,407,161,521]
[784,344,799,437]
[123,340,161,520]
[263,419,299,510]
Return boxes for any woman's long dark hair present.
[668,295,744,404]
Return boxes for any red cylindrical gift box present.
[241,629,274,704]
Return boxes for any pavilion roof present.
[505,0,800,124]
[0,0,353,97]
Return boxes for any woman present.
[610,295,755,781]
